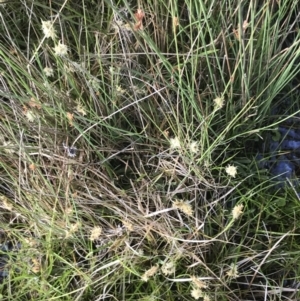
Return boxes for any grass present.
[0,0,299,300]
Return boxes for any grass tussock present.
[0,0,299,300]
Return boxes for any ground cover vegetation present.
[0,0,300,300]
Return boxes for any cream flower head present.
[89,226,102,241]
[213,96,225,110]
[41,20,56,40]
[43,67,54,77]
[225,164,237,178]
[226,262,239,278]
[189,141,199,154]
[170,136,181,150]
[161,261,175,275]
[191,287,204,300]
[232,204,244,220]
[53,41,68,57]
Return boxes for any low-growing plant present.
[0,0,299,300]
